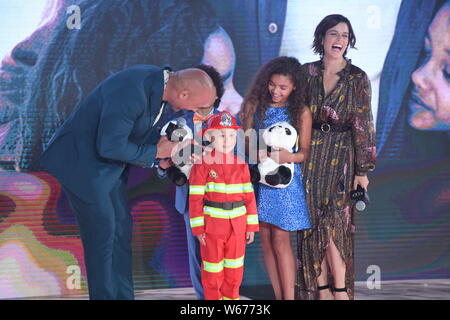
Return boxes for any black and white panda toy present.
[250,121,297,188]
[159,118,195,186]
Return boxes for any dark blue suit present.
[40,64,170,299]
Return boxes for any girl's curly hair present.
[238,56,306,132]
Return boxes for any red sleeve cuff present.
[191,226,205,236]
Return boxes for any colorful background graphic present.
[0,0,449,298]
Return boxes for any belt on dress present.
[312,122,352,133]
[204,200,245,210]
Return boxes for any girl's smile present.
[268,74,296,107]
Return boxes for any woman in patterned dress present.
[239,56,312,300]
[296,15,376,300]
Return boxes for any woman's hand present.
[353,175,369,190]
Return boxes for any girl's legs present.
[271,226,295,300]
[259,222,282,299]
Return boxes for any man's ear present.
[178,89,190,100]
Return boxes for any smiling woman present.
[297,14,376,301]
[312,14,356,59]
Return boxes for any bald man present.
[40,64,217,300]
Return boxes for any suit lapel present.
[144,66,172,142]
[148,69,165,127]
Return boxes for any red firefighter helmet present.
[201,111,242,136]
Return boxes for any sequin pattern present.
[256,106,311,231]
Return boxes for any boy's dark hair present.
[312,14,357,58]
[195,64,224,108]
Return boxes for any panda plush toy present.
[250,121,297,188]
[159,118,196,186]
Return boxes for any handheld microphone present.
[350,185,370,212]
[165,118,188,142]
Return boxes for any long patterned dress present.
[296,59,376,300]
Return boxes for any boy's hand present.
[246,232,255,244]
[196,233,206,246]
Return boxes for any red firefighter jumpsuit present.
[189,151,259,300]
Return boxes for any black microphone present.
[165,118,188,142]
[350,185,370,212]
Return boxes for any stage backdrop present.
[0,0,449,299]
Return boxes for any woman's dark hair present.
[195,64,224,108]
[238,56,306,132]
[312,14,357,57]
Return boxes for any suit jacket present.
[40,64,170,203]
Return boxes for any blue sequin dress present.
[255,106,311,231]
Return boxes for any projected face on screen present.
[0,0,65,169]
[202,27,242,115]
[408,2,450,131]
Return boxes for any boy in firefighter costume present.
[189,111,259,300]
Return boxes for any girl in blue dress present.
[239,56,312,300]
